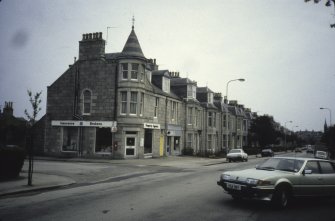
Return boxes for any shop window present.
[95,128,113,153]
[144,129,153,154]
[62,127,78,152]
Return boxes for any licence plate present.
[226,182,242,190]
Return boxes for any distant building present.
[0,102,27,147]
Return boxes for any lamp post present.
[320,107,332,126]
[225,78,245,153]
[284,121,292,151]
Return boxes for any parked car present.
[306,147,314,154]
[294,147,302,153]
[217,157,335,208]
[315,150,328,159]
[226,149,248,162]
[261,149,274,157]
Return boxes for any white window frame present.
[131,63,139,80]
[121,63,128,80]
[154,97,159,118]
[130,91,138,115]
[120,91,127,115]
[82,89,92,115]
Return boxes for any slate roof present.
[152,70,171,78]
[121,28,145,58]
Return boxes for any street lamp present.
[320,107,332,126]
[225,78,245,153]
[284,121,292,151]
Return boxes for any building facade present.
[43,25,254,159]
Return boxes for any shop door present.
[125,135,136,156]
[174,137,180,155]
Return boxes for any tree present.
[24,90,42,186]
[249,115,279,148]
[305,0,335,28]
[321,125,335,158]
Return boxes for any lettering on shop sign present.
[52,120,117,128]
[143,123,161,129]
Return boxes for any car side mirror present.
[303,169,312,175]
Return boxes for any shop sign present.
[52,120,117,128]
[143,123,160,129]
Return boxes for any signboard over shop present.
[143,123,160,129]
[52,120,117,128]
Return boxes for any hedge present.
[0,145,26,180]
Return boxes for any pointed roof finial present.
[132,16,135,30]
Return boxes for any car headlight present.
[246,178,271,186]
[246,178,259,185]
[222,174,231,180]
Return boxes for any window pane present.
[305,161,320,174]
[131,63,139,79]
[122,63,128,79]
[83,90,91,114]
[130,92,138,114]
[121,92,127,114]
[319,162,335,174]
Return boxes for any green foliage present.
[0,145,26,180]
[322,126,335,158]
[249,115,279,148]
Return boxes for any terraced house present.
[43,24,254,159]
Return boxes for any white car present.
[315,150,328,159]
[217,157,335,208]
[226,149,248,162]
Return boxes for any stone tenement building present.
[44,24,254,159]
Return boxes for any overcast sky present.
[0,0,334,131]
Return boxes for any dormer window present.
[162,77,170,93]
[208,93,213,103]
[187,85,196,99]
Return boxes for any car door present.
[297,160,324,197]
[318,161,335,196]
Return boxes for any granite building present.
[43,24,253,159]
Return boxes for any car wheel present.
[272,187,290,209]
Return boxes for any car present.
[261,149,274,157]
[306,147,314,154]
[294,147,302,153]
[226,149,248,162]
[315,150,328,159]
[217,157,335,208]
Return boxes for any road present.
[0,153,334,221]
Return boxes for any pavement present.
[0,154,264,197]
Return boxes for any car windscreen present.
[256,158,304,172]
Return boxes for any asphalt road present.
[0,153,334,221]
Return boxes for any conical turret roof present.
[122,27,145,58]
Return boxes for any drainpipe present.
[164,96,168,156]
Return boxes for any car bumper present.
[217,180,274,201]
[226,156,244,161]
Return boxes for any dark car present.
[261,149,274,157]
